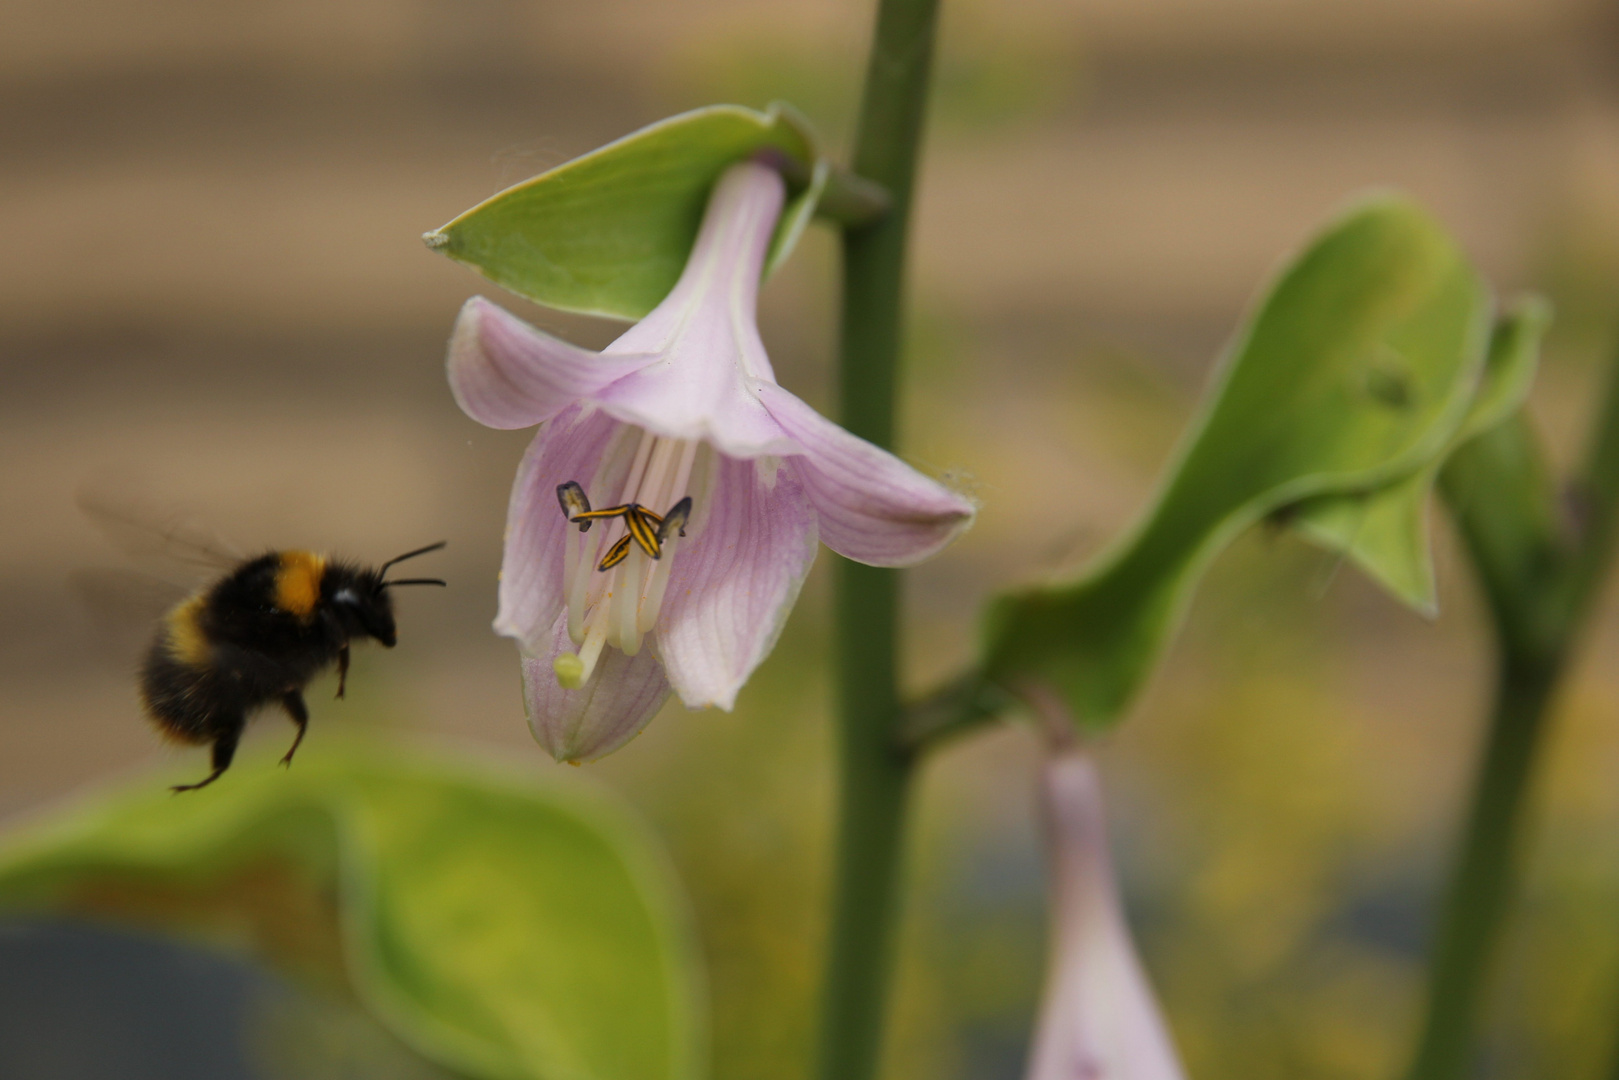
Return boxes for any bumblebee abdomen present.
[138,589,305,745]
[157,594,211,669]
[139,600,214,743]
[139,637,227,745]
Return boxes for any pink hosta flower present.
[1028,747,1187,1080]
[448,160,974,762]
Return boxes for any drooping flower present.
[448,159,975,762]
[1027,741,1187,1080]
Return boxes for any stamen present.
[554,429,702,685]
[555,482,593,530]
[565,423,638,644]
[620,429,659,509]
[615,546,646,655]
[571,504,636,523]
[655,498,691,544]
[630,442,677,546]
[639,546,676,635]
[564,506,582,631]
[667,440,702,529]
[597,533,633,571]
[624,506,662,559]
[557,596,613,688]
[638,442,703,634]
[567,521,598,642]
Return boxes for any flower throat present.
[551,428,702,689]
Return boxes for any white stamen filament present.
[563,509,583,641]
[573,592,613,680]
[639,438,700,633]
[557,427,701,688]
[615,546,646,656]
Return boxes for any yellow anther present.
[596,534,634,571]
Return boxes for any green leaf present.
[1290,297,1549,613]
[982,196,1491,731]
[425,103,821,320]
[0,741,702,1080]
[765,157,829,278]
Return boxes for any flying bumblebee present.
[138,542,446,792]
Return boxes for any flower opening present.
[555,428,705,682]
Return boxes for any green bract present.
[425,103,825,320]
[983,196,1499,732]
[0,742,702,1080]
[1291,298,1548,612]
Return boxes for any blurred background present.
[6,0,1619,1076]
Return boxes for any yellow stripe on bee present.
[624,508,662,559]
[275,550,327,618]
[164,594,211,667]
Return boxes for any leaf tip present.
[422,229,451,252]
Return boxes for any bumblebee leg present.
[280,691,310,767]
[335,645,350,699]
[172,727,241,793]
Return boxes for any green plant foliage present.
[425,103,822,321]
[1291,298,1549,613]
[982,196,1493,731]
[0,742,702,1080]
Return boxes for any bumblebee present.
[139,542,445,792]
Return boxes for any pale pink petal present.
[522,609,672,763]
[448,296,657,430]
[1026,750,1187,1080]
[655,454,820,710]
[757,384,975,566]
[585,162,800,458]
[590,344,796,459]
[494,405,621,651]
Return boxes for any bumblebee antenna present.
[382,577,447,588]
[379,541,447,576]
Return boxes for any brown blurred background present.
[7,0,1619,1077]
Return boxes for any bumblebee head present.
[330,542,447,648]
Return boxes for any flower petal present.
[494,405,622,650]
[522,609,672,763]
[757,384,975,566]
[591,342,798,459]
[448,296,658,430]
[656,453,820,710]
[585,162,802,459]
[1026,750,1187,1080]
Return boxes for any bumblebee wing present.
[69,568,193,660]
[77,487,243,571]
[71,567,189,621]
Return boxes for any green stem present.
[816,1,941,1079]
[1401,653,1560,1080]
[1410,331,1619,1080]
